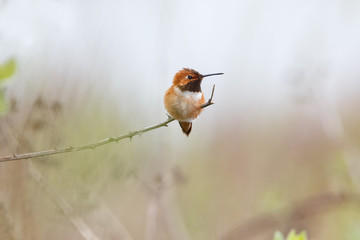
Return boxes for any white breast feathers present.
[175,87,202,101]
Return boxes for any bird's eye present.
[187,75,193,79]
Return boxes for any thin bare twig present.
[201,84,215,108]
[0,88,216,163]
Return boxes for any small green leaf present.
[296,231,307,240]
[0,58,16,82]
[274,231,285,240]
[274,230,307,240]
[286,230,297,240]
[286,229,307,240]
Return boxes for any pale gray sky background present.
[1,0,360,126]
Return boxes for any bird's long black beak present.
[202,73,224,78]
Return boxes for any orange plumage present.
[164,68,223,136]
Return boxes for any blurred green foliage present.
[274,230,307,240]
[0,58,16,81]
[0,58,16,113]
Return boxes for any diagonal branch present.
[221,192,360,240]
[0,116,175,163]
[0,88,216,163]
[28,163,101,240]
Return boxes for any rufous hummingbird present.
[164,68,224,136]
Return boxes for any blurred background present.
[1,0,360,239]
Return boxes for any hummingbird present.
[164,68,224,136]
